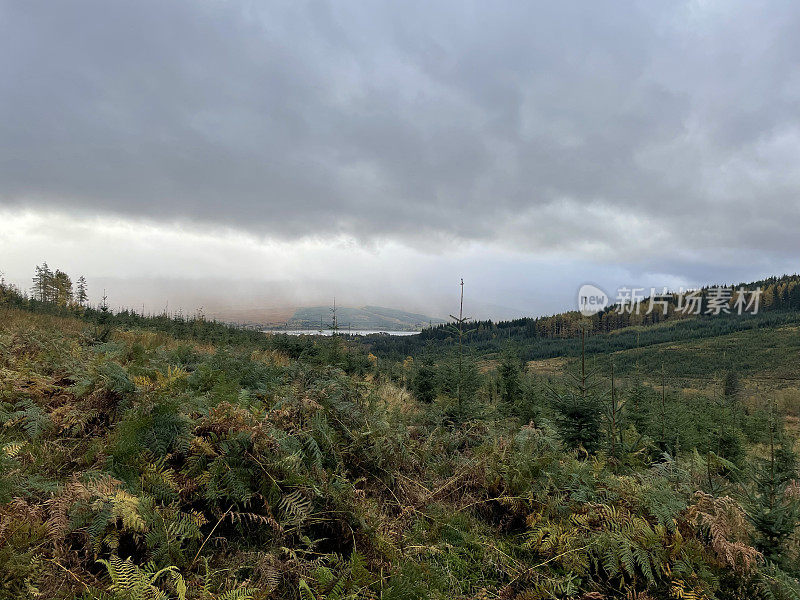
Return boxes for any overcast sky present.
[1,1,799,319]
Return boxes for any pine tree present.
[626,377,651,435]
[722,369,744,430]
[32,262,54,302]
[438,357,480,406]
[31,265,43,301]
[606,360,625,460]
[553,324,604,453]
[723,370,741,400]
[76,275,88,305]
[746,403,800,565]
[448,278,473,408]
[497,352,522,406]
[95,290,113,343]
[412,363,437,403]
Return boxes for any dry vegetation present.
[2,297,800,600]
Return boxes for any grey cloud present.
[2,0,800,263]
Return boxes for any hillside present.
[206,305,297,327]
[522,320,800,417]
[282,305,445,331]
[522,311,800,388]
[4,285,800,599]
[363,275,800,391]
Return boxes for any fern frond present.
[299,579,318,600]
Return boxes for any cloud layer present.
[2,0,800,263]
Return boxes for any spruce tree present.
[626,376,651,435]
[746,403,800,566]
[448,278,473,408]
[553,324,603,453]
[95,290,113,343]
[606,360,625,460]
[412,363,437,403]
[497,351,522,406]
[723,370,741,400]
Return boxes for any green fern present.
[279,489,312,523]
[98,555,186,600]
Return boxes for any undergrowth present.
[1,303,800,600]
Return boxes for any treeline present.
[427,274,800,341]
[364,274,800,360]
[366,309,800,364]
[29,262,88,306]
[0,271,376,375]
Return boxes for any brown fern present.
[685,491,761,573]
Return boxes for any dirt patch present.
[526,356,570,376]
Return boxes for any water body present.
[264,329,419,337]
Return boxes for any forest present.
[362,275,800,363]
[2,268,800,599]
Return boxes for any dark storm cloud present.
[2,0,800,257]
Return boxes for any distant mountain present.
[282,305,446,331]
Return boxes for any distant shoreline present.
[262,329,419,337]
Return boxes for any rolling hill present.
[361,274,800,395]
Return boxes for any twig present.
[455,494,534,513]
[505,544,592,587]
[190,506,232,569]
[46,558,91,591]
